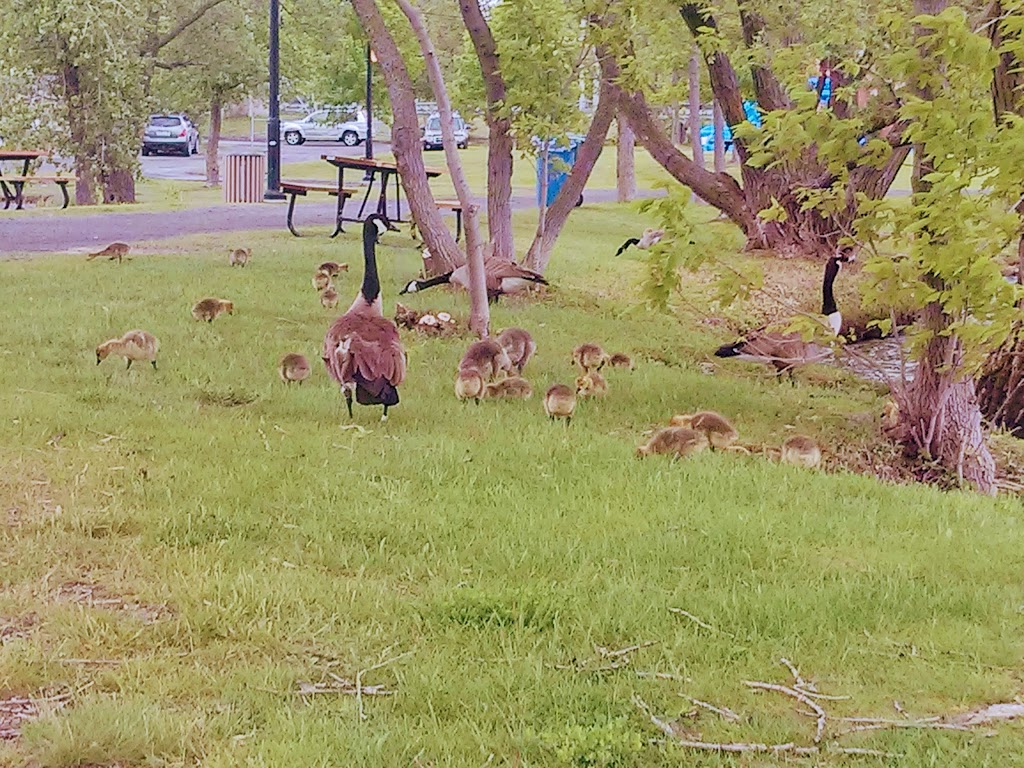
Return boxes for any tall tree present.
[616,113,636,202]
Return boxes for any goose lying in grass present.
[400,253,548,303]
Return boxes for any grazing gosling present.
[86,242,130,263]
[320,286,340,309]
[485,376,533,399]
[575,371,608,398]
[318,261,348,277]
[881,399,900,435]
[636,426,709,459]
[781,435,822,469]
[608,352,634,370]
[455,368,486,404]
[96,330,159,370]
[191,297,234,322]
[279,353,311,384]
[497,327,536,374]
[312,269,332,291]
[573,342,607,373]
[459,339,513,382]
[670,411,738,450]
[229,247,251,267]
[544,384,577,425]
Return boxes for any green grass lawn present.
[1,207,1022,767]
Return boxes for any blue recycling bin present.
[535,135,584,207]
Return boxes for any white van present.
[422,113,468,150]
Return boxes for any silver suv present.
[142,114,199,156]
[282,109,368,146]
[422,113,468,150]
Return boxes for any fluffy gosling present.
[497,327,536,374]
[459,339,513,382]
[544,384,577,425]
[96,330,159,370]
[455,368,486,404]
[636,426,709,459]
[318,261,348,277]
[86,242,130,263]
[312,269,332,291]
[278,353,311,384]
[781,435,822,469]
[320,286,340,309]
[485,376,533,399]
[575,371,608,398]
[607,352,634,370]
[229,247,251,267]
[191,297,234,322]
[573,342,607,373]
[670,411,738,450]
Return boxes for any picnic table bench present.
[434,199,463,242]
[281,180,358,237]
[0,151,72,210]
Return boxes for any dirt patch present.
[55,581,170,624]
[0,689,71,741]
[1,460,62,528]
[0,615,37,644]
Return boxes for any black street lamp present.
[264,0,285,200]
[365,43,375,161]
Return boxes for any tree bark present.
[524,52,617,272]
[102,169,136,204]
[62,63,97,206]
[458,0,514,264]
[712,99,726,173]
[396,0,489,337]
[350,0,461,275]
[688,47,704,170]
[616,113,636,203]
[206,90,222,187]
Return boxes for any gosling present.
[318,261,348,277]
[278,353,311,384]
[607,352,634,370]
[320,286,340,309]
[229,247,251,267]
[781,435,822,469]
[497,327,536,374]
[575,371,608,398]
[191,297,234,322]
[455,368,486,404]
[573,342,607,373]
[459,339,512,382]
[636,427,709,459]
[86,242,130,263]
[312,270,332,291]
[485,376,533,399]
[96,330,159,370]
[670,411,738,450]
[544,384,577,425]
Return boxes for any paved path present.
[0,188,651,255]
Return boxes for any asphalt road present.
[142,138,391,181]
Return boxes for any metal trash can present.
[535,135,584,207]
[224,153,266,203]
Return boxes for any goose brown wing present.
[484,259,548,284]
[323,315,406,388]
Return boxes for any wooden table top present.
[0,150,48,161]
[322,154,445,177]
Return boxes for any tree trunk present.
[616,113,636,202]
[524,55,617,272]
[206,90,222,187]
[712,99,726,173]
[459,0,514,264]
[396,0,489,337]
[102,168,136,204]
[688,47,704,170]
[978,322,1024,436]
[62,63,97,206]
[351,0,461,275]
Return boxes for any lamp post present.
[264,0,285,200]
[365,44,375,161]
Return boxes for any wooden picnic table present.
[0,150,71,210]
[321,155,445,235]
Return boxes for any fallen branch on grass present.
[357,650,415,721]
[682,695,741,722]
[744,680,827,743]
[668,607,732,635]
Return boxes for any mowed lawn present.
[1,206,1023,767]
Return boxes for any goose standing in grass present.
[607,352,634,369]
[614,228,664,257]
[229,247,251,267]
[781,435,822,468]
[399,251,548,303]
[544,384,577,425]
[455,368,486,403]
[636,426,709,459]
[497,328,536,374]
[670,411,738,450]
[191,298,233,322]
[573,343,607,373]
[96,330,159,370]
[318,261,348,277]
[313,269,332,291]
[713,252,852,377]
[575,371,607,398]
[320,286,340,309]
[459,339,512,382]
[322,214,406,422]
[279,353,311,384]
[485,376,533,399]
[87,242,130,263]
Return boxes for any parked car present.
[421,113,468,150]
[282,109,368,146]
[142,114,200,156]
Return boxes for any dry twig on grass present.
[682,695,741,722]
[744,680,827,743]
[356,650,415,721]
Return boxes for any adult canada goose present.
[614,228,664,257]
[399,253,548,303]
[714,252,852,376]
[322,214,406,422]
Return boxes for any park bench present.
[1,175,72,210]
[435,199,464,242]
[281,180,357,237]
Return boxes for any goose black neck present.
[361,224,382,303]
[414,272,454,292]
[821,257,841,316]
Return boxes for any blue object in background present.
[809,75,832,104]
[699,99,761,152]
[535,135,584,207]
